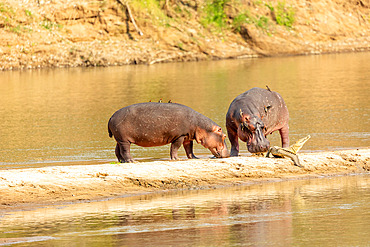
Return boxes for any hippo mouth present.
[247,143,269,153]
[210,148,222,158]
[244,125,270,153]
[210,145,229,158]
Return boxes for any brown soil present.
[0,0,369,70]
[0,149,369,211]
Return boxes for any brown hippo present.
[226,87,289,156]
[108,102,229,162]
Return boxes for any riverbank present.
[0,148,368,211]
[0,0,369,70]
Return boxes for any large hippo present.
[108,102,229,162]
[226,87,289,156]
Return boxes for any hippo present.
[226,87,289,156]
[108,102,229,162]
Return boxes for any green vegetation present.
[176,42,185,51]
[0,0,296,37]
[132,0,162,15]
[232,12,248,32]
[25,9,33,18]
[0,2,28,34]
[9,24,22,34]
[275,2,295,27]
[200,0,274,34]
[231,1,295,35]
[40,19,63,30]
[202,0,229,29]
[232,11,271,34]
[0,2,14,26]
[131,0,169,26]
[255,15,270,30]
[114,0,296,35]
[232,12,270,33]
[266,1,295,28]
[110,162,121,165]
[0,2,14,15]
[0,1,63,35]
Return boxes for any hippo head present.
[239,109,270,153]
[196,126,230,158]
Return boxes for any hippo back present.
[108,102,219,145]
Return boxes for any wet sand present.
[0,149,369,211]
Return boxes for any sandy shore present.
[0,148,368,211]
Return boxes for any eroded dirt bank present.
[0,149,369,211]
[0,0,369,70]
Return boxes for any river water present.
[0,53,369,246]
[0,52,369,168]
[1,175,369,246]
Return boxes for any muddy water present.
[0,175,369,246]
[0,52,369,168]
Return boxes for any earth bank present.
[0,0,369,70]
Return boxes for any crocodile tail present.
[289,135,311,154]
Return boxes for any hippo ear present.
[264,105,272,113]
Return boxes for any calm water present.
[0,52,369,168]
[0,175,369,246]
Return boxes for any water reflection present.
[0,52,369,167]
[0,175,369,246]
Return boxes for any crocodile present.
[266,135,311,167]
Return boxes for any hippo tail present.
[108,121,113,138]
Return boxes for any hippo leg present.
[117,141,134,163]
[115,143,123,162]
[170,136,185,160]
[227,125,239,157]
[279,124,290,148]
[183,140,198,159]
